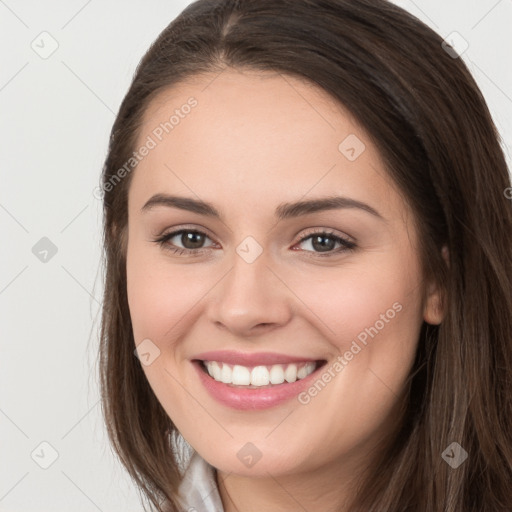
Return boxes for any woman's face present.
[125,69,443,479]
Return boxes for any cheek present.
[126,245,210,414]
[279,257,423,449]
[282,252,423,354]
[126,241,216,349]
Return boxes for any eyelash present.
[152,227,357,258]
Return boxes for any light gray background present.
[1,1,511,511]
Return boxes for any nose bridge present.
[207,239,292,335]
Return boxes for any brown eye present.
[153,229,215,255]
[295,230,356,256]
[177,231,207,250]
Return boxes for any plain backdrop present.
[1,1,511,511]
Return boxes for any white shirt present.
[176,450,225,512]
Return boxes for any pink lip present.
[191,350,320,366]
[192,359,327,410]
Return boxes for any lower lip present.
[192,360,326,410]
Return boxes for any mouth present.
[194,359,328,389]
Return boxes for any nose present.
[206,250,293,338]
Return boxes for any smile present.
[192,358,328,410]
[200,360,319,387]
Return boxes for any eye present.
[293,229,356,257]
[152,227,357,257]
[152,228,216,256]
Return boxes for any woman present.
[97,0,512,510]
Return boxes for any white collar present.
[177,450,225,512]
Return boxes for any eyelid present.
[296,226,356,245]
[154,223,216,240]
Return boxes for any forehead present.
[129,69,406,223]
[141,68,348,129]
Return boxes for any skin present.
[125,68,445,512]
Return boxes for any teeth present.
[284,364,297,383]
[211,361,222,381]
[220,363,231,384]
[251,365,270,386]
[269,364,285,384]
[232,365,251,385]
[204,361,317,387]
[297,364,310,379]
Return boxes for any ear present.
[422,245,449,325]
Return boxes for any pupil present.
[183,232,204,249]
[312,235,334,252]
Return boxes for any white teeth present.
[297,363,313,379]
[251,366,270,386]
[269,364,285,384]
[220,363,231,384]
[203,360,317,387]
[284,364,297,383]
[232,365,251,385]
[210,361,222,381]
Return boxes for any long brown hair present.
[98,1,512,510]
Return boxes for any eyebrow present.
[141,193,385,222]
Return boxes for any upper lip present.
[192,350,324,366]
